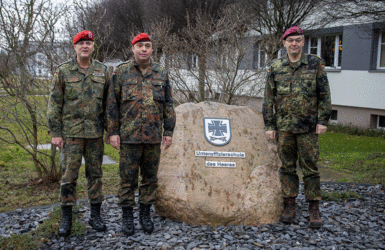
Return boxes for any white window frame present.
[188,54,198,69]
[192,55,198,69]
[307,34,342,69]
[277,48,287,59]
[377,115,385,129]
[255,43,267,69]
[377,31,385,69]
[330,110,338,124]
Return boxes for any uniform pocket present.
[122,79,138,101]
[91,75,105,98]
[152,79,166,102]
[275,74,291,95]
[300,70,317,97]
[65,77,81,100]
[301,77,317,97]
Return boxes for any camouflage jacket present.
[47,57,111,138]
[107,59,176,144]
[262,53,332,134]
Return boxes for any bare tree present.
[323,0,385,22]
[152,0,235,101]
[151,5,265,105]
[0,0,68,182]
[241,0,327,60]
[66,0,115,62]
[100,0,147,60]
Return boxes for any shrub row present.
[328,123,385,138]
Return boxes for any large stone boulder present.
[155,102,282,226]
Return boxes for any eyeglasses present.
[286,38,303,44]
[77,41,93,46]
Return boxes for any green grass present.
[319,132,385,184]
[321,190,363,201]
[0,143,120,213]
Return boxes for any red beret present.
[282,26,303,40]
[132,33,151,45]
[73,30,94,44]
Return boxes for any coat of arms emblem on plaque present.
[204,118,231,146]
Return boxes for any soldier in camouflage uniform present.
[262,26,332,228]
[47,30,111,236]
[107,33,176,236]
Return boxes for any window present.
[188,54,198,70]
[307,35,343,68]
[378,115,385,129]
[377,31,385,69]
[330,110,338,124]
[254,43,266,69]
[331,110,338,120]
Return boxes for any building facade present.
[303,22,385,129]
[250,21,385,129]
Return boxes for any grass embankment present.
[318,131,385,184]
[0,143,120,213]
[0,94,121,213]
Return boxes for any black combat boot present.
[58,205,73,237]
[139,204,154,234]
[281,197,296,223]
[122,206,135,236]
[88,204,107,232]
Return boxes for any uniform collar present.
[131,58,155,69]
[282,52,308,66]
[299,53,308,65]
[70,57,101,75]
[130,58,158,76]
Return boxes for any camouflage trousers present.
[118,143,161,207]
[59,137,104,206]
[277,131,321,201]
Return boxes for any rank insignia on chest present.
[93,73,105,77]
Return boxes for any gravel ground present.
[1,182,384,250]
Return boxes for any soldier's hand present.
[104,132,110,144]
[52,137,64,149]
[110,135,120,150]
[265,130,276,140]
[162,136,172,149]
[316,124,327,135]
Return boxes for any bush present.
[328,123,385,138]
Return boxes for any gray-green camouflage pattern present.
[107,59,176,143]
[277,131,321,201]
[118,143,161,207]
[262,53,332,134]
[60,137,104,206]
[47,57,111,138]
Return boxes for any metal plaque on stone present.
[203,118,231,146]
